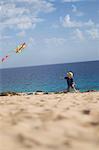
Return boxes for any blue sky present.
[0,0,99,68]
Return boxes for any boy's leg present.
[72,86,79,92]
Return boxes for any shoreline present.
[0,89,98,96]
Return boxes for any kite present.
[15,42,26,53]
[0,42,26,63]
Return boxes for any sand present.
[0,92,99,150]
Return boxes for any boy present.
[64,72,77,92]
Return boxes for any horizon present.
[0,0,99,68]
[0,59,99,70]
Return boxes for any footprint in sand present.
[38,110,54,121]
[82,109,91,115]
[26,97,30,99]
[16,133,41,148]
[40,99,45,102]
[90,121,99,126]
[65,107,70,110]
[54,114,68,121]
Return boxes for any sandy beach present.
[0,92,99,150]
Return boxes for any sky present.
[0,0,99,68]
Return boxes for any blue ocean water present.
[0,61,99,93]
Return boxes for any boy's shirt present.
[64,77,74,87]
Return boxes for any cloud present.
[45,37,66,46]
[72,5,84,16]
[2,17,39,30]
[60,14,94,28]
[0,35,12,40]
[28,37,36,47]
[73,29,84,40]
[72,4,77,12]
[86,28,99,39]
[72,27,99,41]
[0,0,56,31]
[62,0,82,2]
[17,31,26,37]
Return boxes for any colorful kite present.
[15,42,26,53]
[0,42,26,63]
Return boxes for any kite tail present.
[0,50,15,63]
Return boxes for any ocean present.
[0,61,99,93]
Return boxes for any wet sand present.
[0,92,99,150]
